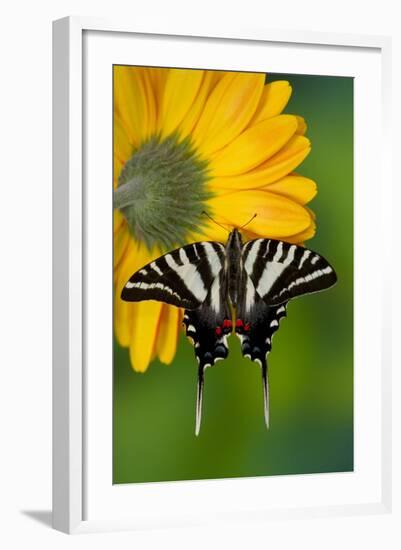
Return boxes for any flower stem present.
[113,178,144,209]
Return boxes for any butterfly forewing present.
[121,241,226,309]
[242,238,337,306]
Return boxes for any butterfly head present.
[226,227,243,250]
[226,213,258,250]
[202,211,257,239]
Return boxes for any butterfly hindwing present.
[236,273,288,428]
[182,270,231,435]
[121,241,226,309]
[242,238,337,306]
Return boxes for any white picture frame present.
[52,16,392,534]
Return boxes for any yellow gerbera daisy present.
[114,67,317,372]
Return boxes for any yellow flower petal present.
[114,114,135,187]
[114,66,154,145]
[114,225,130,269]
[114,240,152,347]
[129,300,163,372]
[114,299,134,348]
[114,113,134,164]
[148,68,168,104]
[277,218,316,244]
[139,69,157,138]
[210,135,311,189]
[208,190,311,238]
[114,157,122,189]
[178,72,216,138]
[209,115,298,177]
[251,81,292,125]
[160,69,204,139]
[115,260,135,346]
[261,175,317,205]
[193,72,265,156]
[209,70,229,89]
[241,229,261,241]
[114,210,125,235]
[306,206,316,220]
[188,219,230,244]
[156,305,182,365]
[295,115,307,135]
[241,215,316,245]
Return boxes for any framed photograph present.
[52,16,392,534]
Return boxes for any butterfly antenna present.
[195,365,205,436]
[261,358,270,430]
[201,211,230,233]
[239,213,257,230]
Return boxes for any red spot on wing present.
[236,319,250,333]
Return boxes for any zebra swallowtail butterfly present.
[121,229,337,435]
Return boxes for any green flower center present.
[114,134,212,250]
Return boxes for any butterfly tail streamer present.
[195,365,205,436]
[261,358,270,430]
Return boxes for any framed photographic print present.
[52,17,392,534]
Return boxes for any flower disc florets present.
[114,134,211,250]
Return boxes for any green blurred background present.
[113,72,353,484]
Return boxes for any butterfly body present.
[225,228,243,308]
[121,229,337,434]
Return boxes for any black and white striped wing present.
[235,273,288,429]
[121,241,226,310]
[237,238,336,429]
[242,239,337,306]
[183,270,231,435]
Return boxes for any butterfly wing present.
[183,270,232,435]
[121,241,226,310]
[235,272,288,428]
[242,238,337,306]
[121,240,228,434]
[236,238,337,428]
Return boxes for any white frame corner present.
[52,16,392,534]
